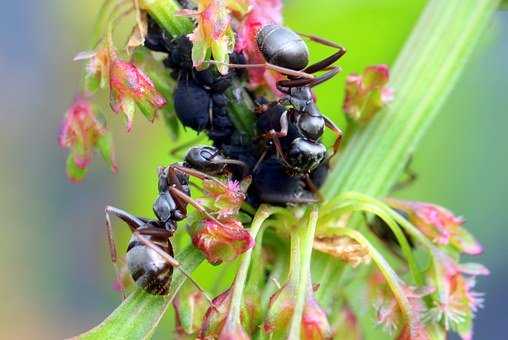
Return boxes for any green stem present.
[288,207,319,339]
[324,0,500,199]
[140,0,193,37]
[224,205,274,327]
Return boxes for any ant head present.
[185,146,227,175]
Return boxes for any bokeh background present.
[0,0,506,338]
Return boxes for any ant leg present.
[253,149,268,172]
[206,60,314,79]
[105,205,146,299]
[303,174,324,202]
[391,156,418,192]
[323,115,344,157]
[298,33,346,74]
[276,67,341,89]
[132,229,215,305]
[168,186,227,228]
[169,164,227,190]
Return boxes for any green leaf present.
[140,0,194,37]
[96,132,117,172]
[78,246,204,339]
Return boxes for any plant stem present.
[288,207,319,339]
[139,0,193,36]
[324,0,500,199]
[225,205,273,326]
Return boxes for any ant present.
[215,24,346,175]
[104,146,248,296]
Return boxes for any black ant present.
[216,24,346,174]
[104,146,248,296]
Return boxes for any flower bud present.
[173,283,209,337]
[343,64,393,124]
[263,283,331,339]
[179,0,236,74]
[58,95,116,181]
[189,218,254,265]
[387,198,483,255]
[109,56,166,131]
[199,289,250,339]
[203,179,247,218]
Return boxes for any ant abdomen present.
[126,233,174,295]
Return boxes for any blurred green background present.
[0,0,506,338]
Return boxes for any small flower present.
[369,270,433,339]
[263,282,331,339]
[179,0,236,74]
[387,198,483,255]
[173,283,209,337]
[75,48,166,131]
[314,236,371,267]
[235,0,284,93]
[58,95,116,182]
[425,252,489,337]
[189,218,254,265]
[109,53,167,131]
[343,64,393,124]
[202,179,248,218]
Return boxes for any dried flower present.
[173,283,209,337]
[314,236,371,267]
[58,95,116,181]
[387,198,483,255]
[179,0,236,74]
[343,64,393,123]
[189,218,254,265]
[235,0,284,93]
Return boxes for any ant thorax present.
[287,86,314,112]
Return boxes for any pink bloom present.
[343,64,393,123]
[189,218,254,265]
[109,56,166,131]
[179,0,236,74]
[59,95,116,181]
[203,179,247,218]
[387,198,483,255]
[235,0,284,94]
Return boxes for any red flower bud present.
[189,218,254,265]
[343,64,393,124]
[387,198,483,255]
[58,95,116,181]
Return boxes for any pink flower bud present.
[109,56,166,131]
[343,64,393,123]
[203,179,247,218]
[387,198,483,255]
[179,0,236,74]
[189,218,254,265]
[173,284,209,337]
[58,95,116,181]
